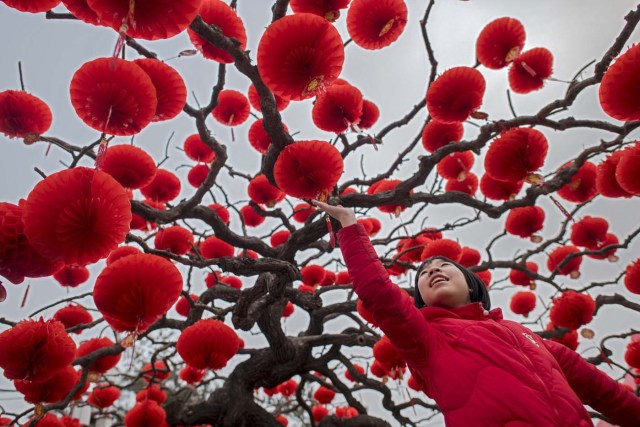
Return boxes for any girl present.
[313,200,640,427]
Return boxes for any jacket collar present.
[420,301,503,321]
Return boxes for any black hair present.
[413,256,491,311]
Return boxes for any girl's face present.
[417,258,472,309]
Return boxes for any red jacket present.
[338,223,640,427]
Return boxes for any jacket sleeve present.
[543,339,640,427]
[337,223,430,367]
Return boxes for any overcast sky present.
[1,1,640,426]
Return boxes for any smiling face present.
[417,258,472,309]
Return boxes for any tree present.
[0,1,640,426]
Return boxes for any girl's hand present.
[312,200,357,227]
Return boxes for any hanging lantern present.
[61,0,101,25]
[459,247,481,267]
[483,127,548,183]
[549,290,595,329]
[367,179,408,215]
[53,264,90,288]
[556,161,598,203]
[140,169,181,203]
[135,383,167,404]
[421,120,463,153]
[359,99,380,129]
[505,206,545,241]
[445,172,478,196]
[211,90,250,127]
[273,140,344,199]
[199,236,234,259]
[22,167,132,265]
[176,318,240,370]
[476,17,526,69]
[346,0,408,50]
[509,262,538,288]
[508,47,553,94]
[547,245,582,278]
[420,238,462,262]
[88,384,121,408]
[599,44,640,122]
[311,83,363,133]
[106,246,141,265]
[313,386,336,404]
[257,13,344,101]
[615,143,640,195]
[124,400,167,427]
[76,337,121,374]
[179,365,206,385]
[175,293,198,317]
[208,203,230,225]
[154,225,194,255]
[436,151,474,181]
[14,365,82,404]
[141,361,171,382]
[187,164,210,188]
[247,174,286,207]
[99,144,157,190]
[183,134,216,163]
[509,291,536,318]
[2,0,61,13]
[53,304,93,333]
[247,84,290,112]
[426,67,486,123]
[70,58,157,136]
[479,174,523,201]
[240,204,266,227]
[0,90,52,142]
[373,335,405,371]
[133,59,186,122]
[290,0,350,22]
[248,119,289,154]
[570,216,609,249]
[292,203,316,223]
[596,151,633,198]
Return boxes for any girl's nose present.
[428,266,442,276]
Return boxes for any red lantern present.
[344,364,365,382]
[23,167,132,265]
[175,293,198,317]
[479,174,523,201]
[257,13,344,101]
[273,140,344,199]
[346,0,408,50]
[220,275,242,289]
[476,17,526,69]
[426,67,486,123]
[53,304,93,333]
[87,0,202,40]
[184,134,216,163]
[421,120,463,153]
[359,99,380,129]
[505,206,545,240]
[130,199,165,232]
[88,384,121,408]
[508,48,553,94]
[312,405,329,422]
[547,245,582,278]
[282,301,295,318]
[420,238,462,262]
[141,361,171,382]
[140,169,181,203]
[570,216,609,249]
[373,335,405,371]
[301,264,326,286]
[25,414,64,427]
[459,247,481,267]
[0,90,52,141]
[133,59,187,122]
[2,0,60,13]
[312,83,363,133]
[93,253,183,333]
[106,245,141,265]
[509,262,538,287]
[99,144,157,189]
[270,230,291,247]
[445,172,478,196]
[200,236,234,259]
[587,232,619,261]
[549,290,595,330]
[179,365,206,385]
[212,90,250,126]
[367,179,408,215]
[0,318,76,381]
[290,0,350,22]
[76,337,121,373]
[53,264,90,288]
[61,0,101,25]
[278,379,298,397]
[292,203,316,223]
[556,161,598,203]
[154,225,194,255]
[510,292,536,317]
[615,143,640,195]
[436,151,474,181]
[240,205,266,227]
[248,119,290,154]
[176,319,240,370]
[596,151,633,198]
[313,386,336,404]
[124,400,167,427]
[136,383,167,404]
[188,0,247,63]
[247,83,290,112]
[624,259,640,294]
[70,58,157,136]
[484,128,548,183]
[248,174,286,207]
[208,203,230,225]
[599,44,640,121]
[187,164,210,188]
[14,365,82,404]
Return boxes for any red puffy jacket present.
[338,223,640,427]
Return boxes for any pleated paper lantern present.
[99,145,157,189]
[547,245,582,278]
[136,383,167,404]
[124,400,167,427]
[248,174,286,207]
[556,161,597,203]
[270,230,291,247]
[187,0,246,63]
[87,0,201,40]
[26,414,64,427]
[53,304,93,333]
[2,0,61,13]
[93,253,183,333]
[312,405,330,422]
[508,48,553,94]
[141,361,171,382]
[221,276,241,290]
[459,248,482,269]
[624,259,640,295]
[344,364,365,382]
[373,335,405,371]
[599,44,640,121]
[625,341,640,370]
[130,199,165,232]
[335,406,359,419]
[0,201,63,285]
[23,167,132,265]
[596,151,633,198]
[53,264,90,288]
[290,0,350,22]
[587,232,619,261]
[311,84,363,133]
[0,318,76,382]
[154,225,194,255]
[133,59,187,122]
[140,169,181,202]
[484,128,548,183]
[106,245,141,265]
[184,134,216,163]
[0,90,52,141]
[75,337,121,373]
[615,143,640,195]
[88,384,121,408]
[426,67,486,123]
[273,140,344,199]
[359,99,380,129]
[200,236,234,259]
[358,217,381,237]
[187,164,209,188]
[445,172,478,196]
[179,365,206,385]
[436,151,474,181]
[549,290,595,330]
[510,291,536,317]
[247,84,290,112]
[570,216,608,249]
[240,204,265,227]
[301,264,326,286]
[282,301,295,317]
[14,365,81,404]
[248,119,289,154]
[505,206,545,240]
[278,379,298,397]
[176,318,239,370]
[257,13,344,101]
[61,0,101,25]
[509,262,538,287]
[420,238,462,262]
[346,0,408,50]
[60,416,83,427]
[292,203,316,223]
[479,173,523,201]
[421,120,463,153]
[476,17,525,70]
[208,203,230,224]
[175,293,198,317]
[70,58,157,136]
[313,386,336,404]
[211,90,250,126]
[367,179,407,215]
[475,269,492,288]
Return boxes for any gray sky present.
[1,1,640,426]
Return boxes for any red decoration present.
[188,0,247,63]
[313,386,336,404]
[459,247,481,267]
[549,290,595,330]
[357,299,377,326]
[312,405,329,422]
[0,318,76,381]
[14,365,81,404]
[312,83,363,133]
[140,169,181,203]
[570,216,609,248]
[248,119,289,154]
[504,206,545,240]
[187,164,210,188]
[599,44,640,121]
[53,304,93,333]
[545,322,579,350]
[359,99,380,129]
[367,179,408,215]
[624,259,640,294]
[479,174,523,201]
[177,319,240,370]
[335,406,359,419]
[277,379,298,397]
[61,0,101,25]
[175,293,198,317]
[25,414,64,427]
[346,0,408,50]
[596,151,633,198]
[106,246,141,265]
[509,262,538,287]
[257,13,344,101]
[0,201,63,285]
[421,120,463,153]
[615,143,640,195]
[53,264,90,288]
[420,238,462,262]
[373,335,405,371]
[301,264,326,286]
[99,145,157,189]
[94,253,183,333]
[76,337,121,373]
[86,0,201,40]
[476,17,525,69]
[273,140,344,199]
[282,301,295,318]
[141,361,171,382]
[484,128,548,182]
[437,151,474,181]
[184,134,216,163]
[547,245,582,278]
[270,230,291,248]
[335,271,351,284]
[179,365,206,385]
[556,161,598,203]
[625,341,640,369]
[445,172,478,196]
[212,90,250,126]
[0,90,52,141]
[247,83,290,112]
[292,203,315,223]
[509,291,536,317]
[276,415,288,426]
[133,59,187,122]
[508,48,553,94]
[70,58,157,136]
[426,67,486,123]
[154,226,194,255]
[88,384,121,408]
[240,205,265,227]
[2,0,60,13]
[248,174,286,207]
[200,236,234,259]
[23,167,131,265]
[344,364,365,382]
[587,232,619,261]
[136,383,167,404]
[124,400,167,427]
[475,269,492,288]
[130,199,165,231]
[220,275,242,289]
[290,0,350,22]
[208,203,230,224]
